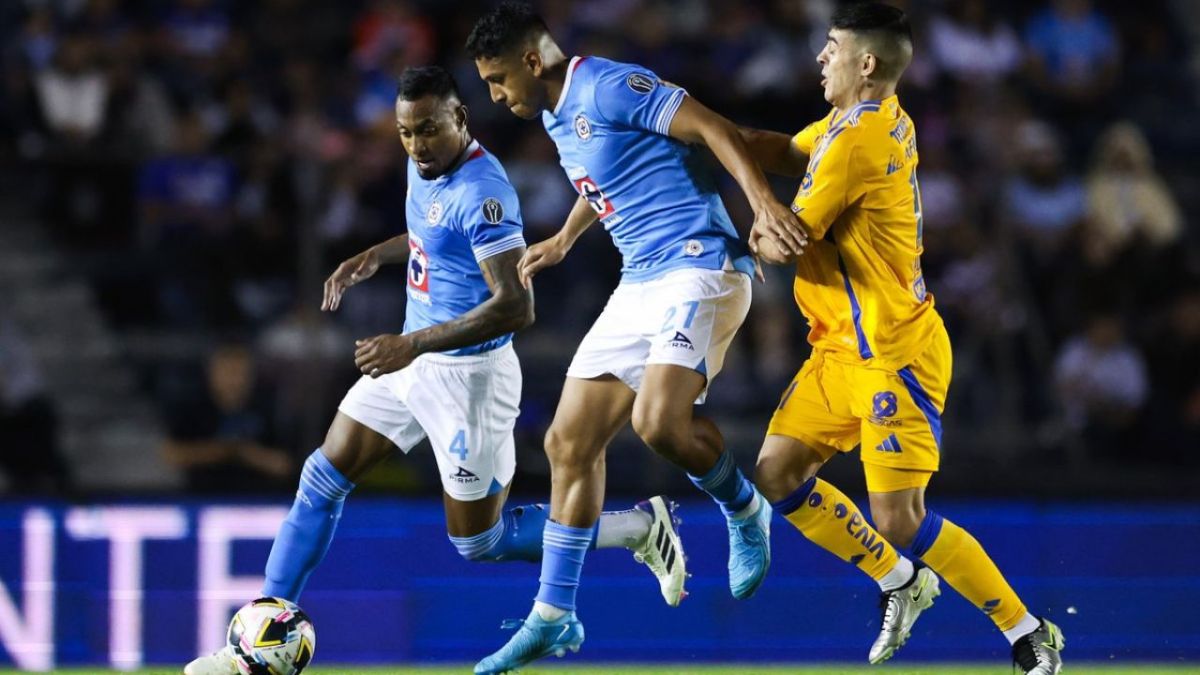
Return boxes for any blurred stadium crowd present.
[1,0,1198,498]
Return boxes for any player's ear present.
[523,48,543,77]
[861,52,878,79]
[455,104,469,130]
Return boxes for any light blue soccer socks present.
[534,521,596,611]
[449,504,551,562]
[688,450,755,518]
[262,449,354,601]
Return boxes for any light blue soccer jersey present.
[541,56,754,283]
[404,140,526,355]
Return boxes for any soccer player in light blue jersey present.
[184,66,686,675]
[467,4,810,672]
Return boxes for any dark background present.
[2,0,1198,500]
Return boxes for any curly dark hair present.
[396,66,461,102]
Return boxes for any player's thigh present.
[331,374,427,481]
[645,269,752,404]
[442,483,512,538]
[545,375,636,468]
[766,354,860,463]
[633,363,705,432]
[408,346,524,502]
[754,433,834,504]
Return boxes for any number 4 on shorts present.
[450,430,468,461]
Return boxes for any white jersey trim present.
[553,56,584,117]
[655,87,688,136]
[473,232,527,262]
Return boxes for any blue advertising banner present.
[0,499,1197,669]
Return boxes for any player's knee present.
[544,425,602,470]
[630,407,688,457]
[754,449,820,505]
[872,506,922,548]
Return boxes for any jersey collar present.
[552,56,585,117]
[430,139,482,182]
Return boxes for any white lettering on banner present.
[0,509,54,671]
[65,507,188,670]
[196,507,288,656]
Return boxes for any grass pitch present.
[5,665,1196,674]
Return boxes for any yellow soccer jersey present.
[788,95,942,369]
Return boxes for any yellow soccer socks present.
[909,511,1031,634]
[773,477,913,589]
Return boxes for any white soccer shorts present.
[337,343,521,501]
[566,267,752,403]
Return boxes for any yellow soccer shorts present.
[767,326,952,488]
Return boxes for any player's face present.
[816,29,864,107]
[475,54,544,120]
[395,95,468,179]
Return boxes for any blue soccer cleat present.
[474,609,584,674]
[727,492,772,599]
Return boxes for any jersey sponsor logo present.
[869,391,902,428]
[481,197,504,224]
[449,466,480,484]
[799,171,814,193]
[572,176,615,219]
[626,72,656,94]
[407,236,432,304]
[426,200,444,225]
[683,240,704,257]
[574,113,592,141]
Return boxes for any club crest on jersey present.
[426,200,444,225]
[626,73,656,94]
[574,114,592,141]
[481,198,504,224]
[683,240,704,257]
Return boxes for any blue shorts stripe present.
[898,365,943,448]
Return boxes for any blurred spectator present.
[34,34,108,144]
[1083,122,1182,267]
[1054,313,1148,459]
[138,110,239,324]
[1144,288,1200,464]
[1025,0,1120,104]
[929,0,1022,84]
[161,343,294,492]
[352,0,435,72]
[1001,120,1086,251]
[0,316,70,494]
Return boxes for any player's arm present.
[353,247,533,377]
[667,97,807,256]
[736,127,809,178]
[517,195,598,287]
[321,234,410,311]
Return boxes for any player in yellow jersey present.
[741,4,1063,674]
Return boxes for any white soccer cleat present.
[183,646,237,675]
[632,496,688,606]
[869,566,940,664]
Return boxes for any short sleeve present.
[456,180,526,263]
[791,127,866,239]
[592,65,688,136]
[791,115,831,156]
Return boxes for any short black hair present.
[396,66,461,102]
[465,1,549,59]
[831,1,912,41]
[830,1,913,80]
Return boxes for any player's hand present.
[751,199,808,257]
[354,334,418,377]
[323,248,381,312]
[517,236,569,288]
[748,226,794,265]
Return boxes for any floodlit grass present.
[5,664,1196,675]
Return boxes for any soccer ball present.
[227,597,316,675]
